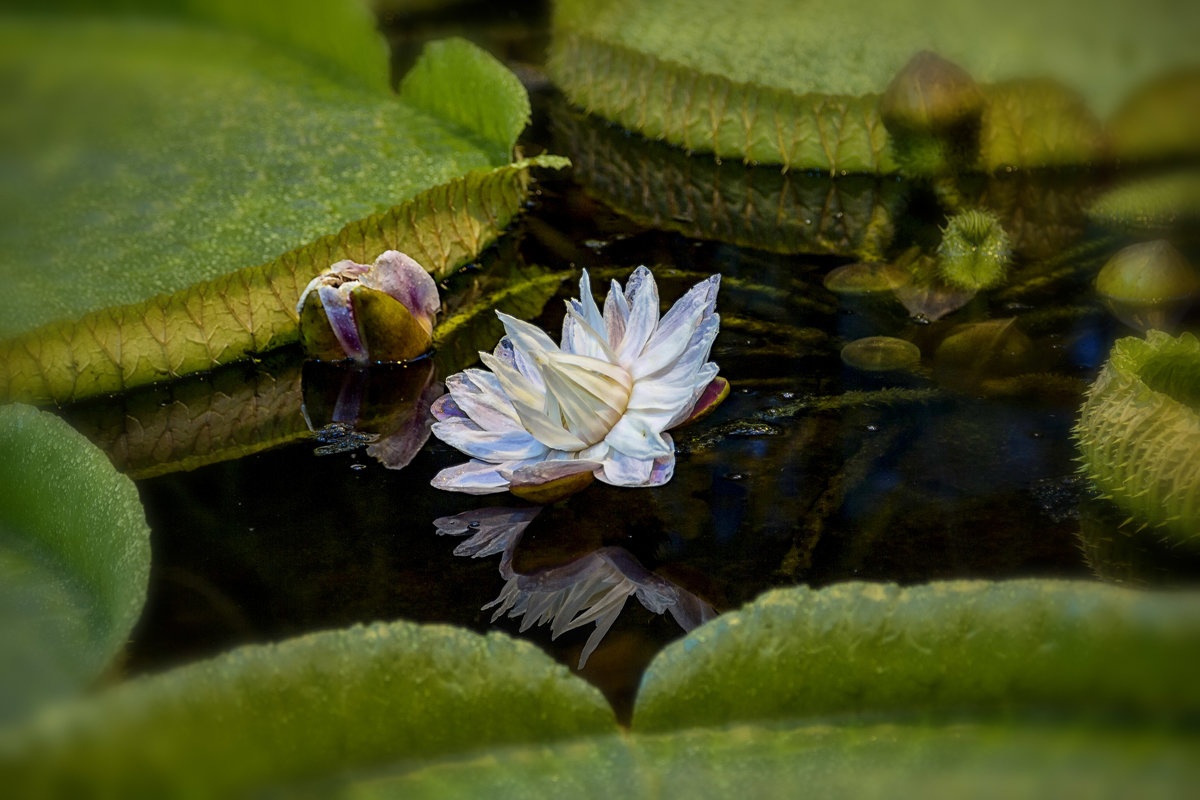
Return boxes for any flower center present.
[534,351,633,447]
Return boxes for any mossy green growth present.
[1075,331,1200,544]
[0,404,151,725]
[549,0,1195,171]
[936,210,1012,290]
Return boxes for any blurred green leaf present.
[549,0,1199,171]
[323,721,1199,799]
[0,404,150,725]
[2,621,616,797]
[634,579,1200,731]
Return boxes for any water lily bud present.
[880,51,984,134]
[936,209,1012,291]
[880,51,984,175]
[1094,240,1199,332]
[296,250,440,364]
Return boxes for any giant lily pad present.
[5,579,1198,796]
[548,0,1199,171]
[0,1,566,404]
[635,579,1200,731]
[0,404,151,725]
[1,621,616,797]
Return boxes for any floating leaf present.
[1,621,616,797]
[0,404,150,725]
[0,1,568,404]
[325,721,1199,799]
[634,579,1200,731]
[548,0,1196,171]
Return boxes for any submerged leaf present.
[0,404,150,724]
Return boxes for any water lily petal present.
[503,458,602,485]
[604,278,630,347]
[616,266,660,366]
[446,371,521,431]
[478,351,544,411]
[641,311,720,383]
[562,305,617,362]
[430,460,514,494]
[366,379,441,470]
[498,311,560,358]
[666,362,721,428]
[316,283,365,363]
[430,393,467,422]
[599,449,652,485]
[605,411,673,459]
[494,336,545,391]
[634,274,719,379]
[431,418,547,462]
[361,250,440,335]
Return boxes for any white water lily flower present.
[430,266,724,494]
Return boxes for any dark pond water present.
[57,2,1200,722]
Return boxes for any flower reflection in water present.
[435,506,716,667]
[300,359,441,469]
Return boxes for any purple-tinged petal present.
[506,459,601,503]
[317,284,366,363]
[430,460,513,494]
[434,506,540,559]
[603,278,630,348]
[575,269,606,339]
[675,375,729,428]
[648,447,676,486]
[367,379,442,470]
[362,251,440,334]
[498,311,560,359]
[430,393,467,422]
[634,274,719,379]
[432,418,547,462]
[446,372,522,431]
[616,266,660,366]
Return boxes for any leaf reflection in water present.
[435,507,716,667]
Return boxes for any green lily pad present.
[2,621,616,797]
[634,579,1200,731]
[549,0,1199,171]
[325,722,1199,799]
[0,2,566,404]
[0,404,151,725]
